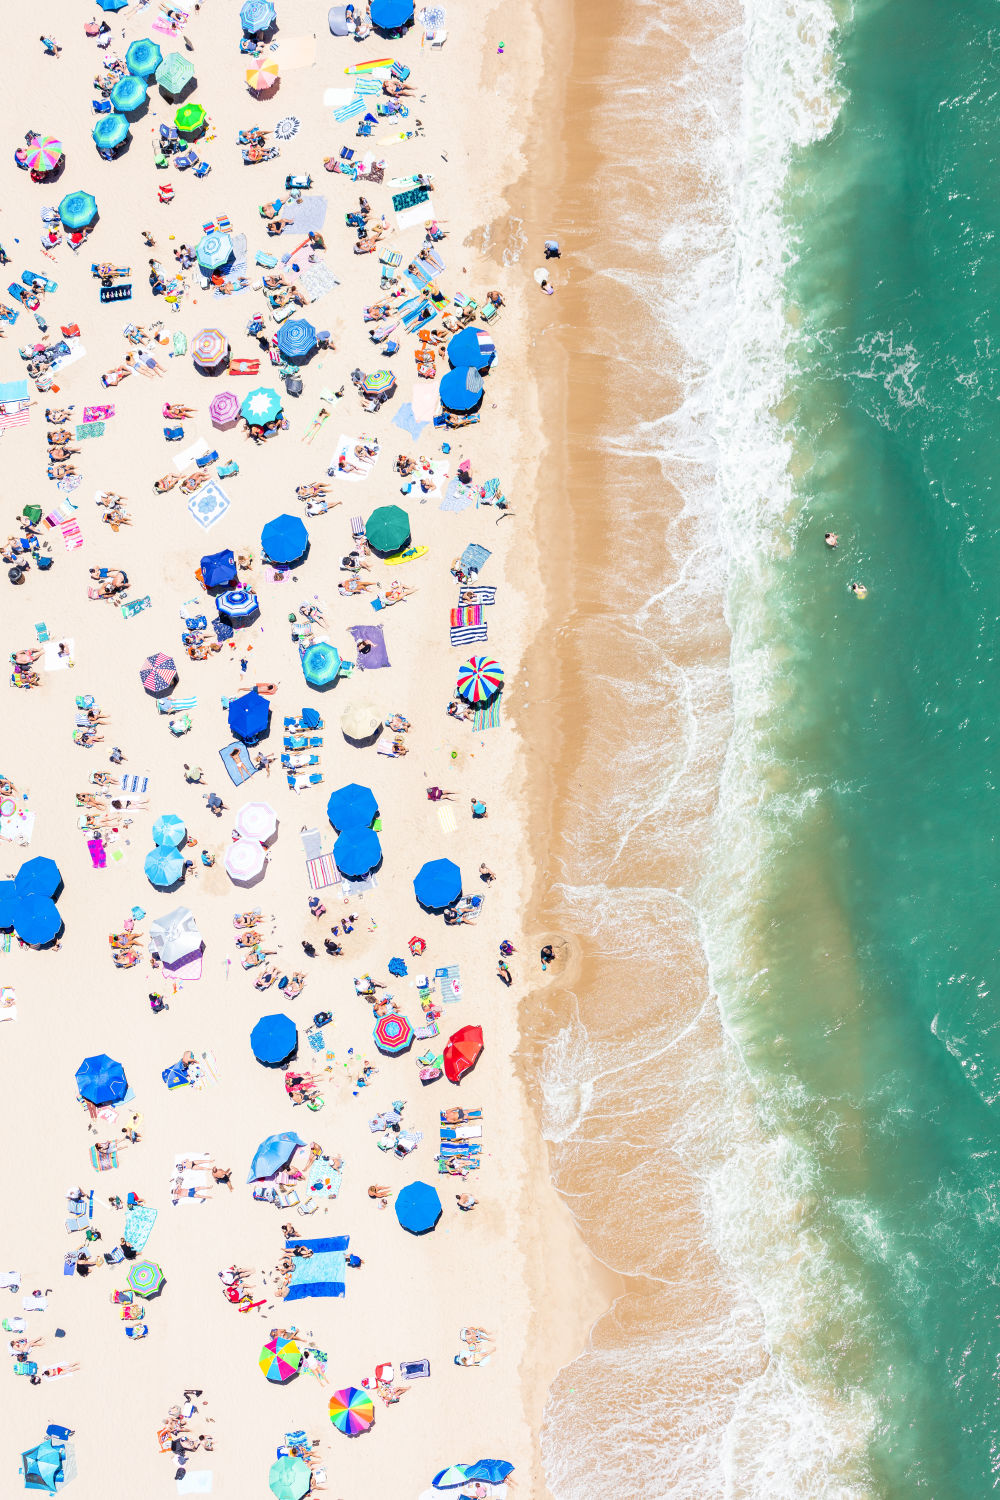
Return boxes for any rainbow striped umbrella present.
[192,328,228,368]
[127,1259,164,1298]
[260,1336,303,1384]
[455,655,504,705]
[26,137,63,173]
[374,1013,414,1056]
[328,1387,375,1436]
[247,59,280,90]
[360,368,396,396]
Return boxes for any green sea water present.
[736,0,1000,1491]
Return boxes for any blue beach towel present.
[392,402,427,440]
[284,1235,349,1301]
[459,543,491,574]
[123,1206,158,1252]
[440,480,475,513]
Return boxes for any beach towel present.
[89,1143,118,1172]
[42,639,73,671]
[331,434,379,482]
[307,854,339,891]
[411,380,439,423]
[437,805,457,833]
[304,1155,343,1200]
[60,520,84,550]
[457,584,497,606]
[416,457,448,498]
[175,1475,213,1496]
[334,95,366,123]
[459,542,491,574]
[449,623,488,647]
[347,624,390,669]
[392,402,427,440]
[121,596,152,619]
[83,405,114,423]
[435,964,463,1001]
[440,479,475,513]
[284,1235,348,1301]
[274,33,317,68]
[171,1153,212,1205]
[174,438,209,473]
[219,741,259,786]
[187,480,231,531]
[300,826,323,858]
[119,773,150,795]
[343,871,378,894]
[450,605,482,628]
[472,698,502,730]
[297,262,340,306]
[122,1205,158,1252]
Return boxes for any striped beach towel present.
[449,605,481,628]
[90,1143,118,1172]
[472,699,502,731]
[119,773,150,795]
[437,805,457,834]
[449,623,488,647]
[435,964,463,1002]
[60,520,84,551]
[334,96,366,124]
[307,854,339,891]
[457,584,497,606]
[0,406,29,430]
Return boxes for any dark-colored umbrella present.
[11,895,61,946]
[413,858,462,912]
[14,856,62,899]
[365,504,410,556]
[439,366,483,414]
[0,880,17,929]
[333,828,382,879]
[228,688,271,744]
[261,513,309,566]
[217,587,259,626]
[200,549,238,591]
[394,1180,442,1234]
[251,1013,298,1067]
[326,783,378,831]
[75,1052,128,1105]
[446,327,496,372]
[275,318,317,360]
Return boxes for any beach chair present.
[160,124,179,148]
[217,460,239,478]
[125,1324,149,1339]
[193,160,212,178]
[168,714,192,737]
[174,150,198,171]
[163,425,184,441]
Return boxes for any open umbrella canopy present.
[11,895,61,946]
[208,390,240,428]
[228,688,271,744]
[371,0,414,29]
[374,1013,413,1056]
[432,1461,515,1490]
[302,641,341,689]
[128,1258,164,1297]
[20,1439,64,1492]
[248,1130,305,1181]
[260,1336,303,1384]
[251,1012,298,1067]
[444,1024,484,1084]
[14,856,62,899]
[236,800,278,842]
[241,0,276,31]
[413,858,462,912]
[197,231,233,271]
[329,1387,375,1436]
[327,782,378,831]
[25,137,63,173]
[93,114,130,151]
[456,655,504,705]
[359,368,396,397]
[365,504,410,555]
[333,827,382,880]
[110,74,148,112]
[155,50,195,95]
[192,327,228,368]
[242,385,283,425]
[439,365,484,414]
[261,512,308,565]
[395,1179,443,1234]
[97,0,127,9]
[446,326,496,371]
[269,1455,312,1500]
[149,906,202,968]
[200,548,238,590]
[275,318,317,359]
[153,813,186,847]
[126,37,163,76]
[247,59,280,90]
[340,701,383,743]
[76,1052,128,1105]
[144,844,184,888]
[217,587,259,626]
[224,837,267,885]
[0,881,15,930]
[175,101,206,134]
[58,191,98,230]
[140,651,177,694]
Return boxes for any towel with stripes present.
[350,514,365,540]
[307,854,340,891]
[119,773,149,795]
[472,699,502,731]
[450,623,488,647]
[334,95,366,123]
[60,520,84,551]
[434,964,463,1002]
[457,584,497,606]
[449,605,482,628]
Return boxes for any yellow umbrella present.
[246,60,279,90]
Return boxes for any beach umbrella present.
[144,845,184,888]
[333,827,382,880]
[275,318,317,360]
[370,0,414,29]
[340,701,384,744]
[365,504,410,556]
[242,386,283,426]
[175,101,206,134]
[196,230,233,271]
[153,813,186,848]
[439,365,483,414]
[217,587,259,626]
[236,801,278,842]
[200,548,238,590]
[241,0,276,31]
[247,59,280,91]
[11,895,60,946]
[139,651,177,694]
[0,882,17,929]
[413,858,462,912]
[20,1439,64,1492]
[208,390,240,430]
[359,368,396,398]
[57,191,97,230]
[302,641,341,689]
[228,688,271,744]
[374,1013,413,1056]
[444,1024,484,1084]
[149,906,202,969]
[97,0,127,9]
[394,1180,442,1234]
[155,51,195,95]
[248,1130,305,1181]
[125,37,163,76]
[269,1456,312,1500]
[93,114,130,151]
[327,783,379,831]
[446,327,496,372]
[192,327,228,369]
[259,1336,302,1384]
[456,655,504,705]
[251,1012,298,1067]
[328,1387,375,1437]
[432,1461,515,1490]
[25,137,63,174]
[127,1259,164,1298]
[261,513,308,565]
[224,838,268,886]
[75,1052,128,1105]
[110,74,148,113]
[14,856,62,899]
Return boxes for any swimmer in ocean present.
[850,582,867,599]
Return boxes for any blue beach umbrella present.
[197,231,234,271]
[371,0,414,29]
[413,858,462,912]
[439,366,483,414]
[153,813,187,847]
[333,828,382,879]
[97,0,127,9]
[302,641,341,689]
[93,114,130,151]
[241,0,276,31]
[394,1180,442,1235]
[200,548,238,591]
[0,880,16,929]
[261,513,309,566]
[241,386,283,426]
[144,845,185,888]
[446,327,496,372]
[275,318,317,360]
[75,1053,128,1105]
[20,1438,64,1492]
[110,74,148,113]
[58,191,98,231]
[251,1012,298,1067]
[11,895,60,946]
[217,587,259,626]
[125,37,163,77]
[327,783,378,831]
[228,688,271,744]
[15,856,62,899]
[248,1130,306,1182]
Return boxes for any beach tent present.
[365,504,410,556]
[200,549,238,591]
[228,688,271,744]
[333,828,382,879]
[15,856,62,899]
[20,1438,64,1492]
[394,1180,442,1234]
[152,813,186,847]
[439,366,483,414]
[302,641,341,689]
[149,906,202,969]
[326,783,378,831]
[251,1013,298,1067]
[75,1053,128,1105]
[261,513,309,566]
[444,1024,484,1084]
[413,858,462,912]
[248,1130,305,1181]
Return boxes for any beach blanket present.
[176,1474,213,1496]
[472,699,502,730]
[435,964,463,1002]
[83,404,114,423]
[274,33,317,68]
[343,871,377,894]
[122,1206,157,1252]
[440,479,475,513]
[74,422,104,440]
[307,854,339,891]
[187,480,231,531]
[282,197,328,236]
[331,435,379,482]
[458,584,497,606]
[301,826,324,858]
[437,805,457,833]
[60,520,84,551]
[171,1153,212,1206]
[304,1155,343,1200]
[284,1235,348,1301]
[90,1142,118,1172]
[347,624,390,669]
[297,262,340,305]
[391,402,427,440]
[459,542,491,574]
[0,810,33,846]
[449,624,488,647]
[174,438,209,473]
[416,457,448,499]
[119,773,150,795]
[219,741,259,786]
[42,639,73,670]
[410,380,439,423]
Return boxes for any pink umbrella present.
[209,390,240,429]
[224,838,267,886]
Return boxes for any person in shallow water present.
[825,531,838,547]
[849,581,868,599]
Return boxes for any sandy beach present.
[0,0,614,1495]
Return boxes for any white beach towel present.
[43,639,74,671]
[173,438,209,473]
[176,1473,213,1495]
[331,434,380,482]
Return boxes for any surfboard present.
[383,545,428,566]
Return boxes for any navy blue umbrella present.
[439,366,484,414]
[371,0,414,28]
[261,514,309,567]
[14,856,62,899]
[75,1053,128,1105]
[251,1013,298,1067]
[333,828,382,880]
[200,549,239,591]
[228,688,271,744]
[326,783,379,831]
[413,858,462,912]
[12,894,61,945]
[217,587,259,626]
[394,1180,442,1235]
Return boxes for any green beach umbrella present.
[93,114,130,151]
[58,191,98,230]
[175,101,206,134]
[365,504,410,555]
[155,51,195,95]
[125,37,162,77]
[127,1258,165,1298]
[269,1456,311,1500]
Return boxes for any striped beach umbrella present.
[175,101,206,134]
[25,137,63,174]
[236,800,278,842]
[93,114,130,151]
[126,37,163,77]
[139,652,177,694]
[359,368,396,397]
[260,1336,303,1384]
[208,389,240,428]
[302,641,341,689]
[217,587,259,625]
[197,231,233,271]
[155,51,195,95]
[275,318,317,360]
[58,191,98,231]
[110,74,148,113]
[241,0,276,32]
[455,655,503,705]
[247,59,280,91]
[192,328,228,369]
[269,1456,311,1500]
[127,1259,164,1298]
[225,838,268,886]
[152,813,186,848]
[328,1387,375,1436]
[374,1013,414,1056]
[242,386,283,425]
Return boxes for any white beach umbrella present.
[225,838,268,886]
[235,800,278,843]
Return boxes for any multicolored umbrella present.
[192,327,228,368]
[456,656,503,705]
[328,1387,375,1436]
[93,114,130,151]
[269,1455,311,1500]
[139,651,177,694]
[128,1259,164,1298]
[302,641,341,688]
[360,368,396,397]
[224,838,268,886]
[259,1336,303,1384]
[125,37,163,76]
[58,191,98,231]
[374,1013,414,1056]
[152,813,187,847]
[208,389,240,428]
[247,59,280,90]
[235,800,278,842]
[275,318,317,359]
[241,386,283,425]
[197,231,233,270]
[365,504,410,555]
[241,0,276,31]
[217,586,259,625]
[25,137,63,174]
[144,845,184,888]
[155,51,195,95]
[110,74,148,113]
[444,1024,484,1084]
[175,101,206,134]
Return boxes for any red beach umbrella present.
[443,1024,483,1084]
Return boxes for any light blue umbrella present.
[145,845,185,888]
[58,191,98,231]
[21,1438,64,1492]
[125,37,163,77]
[197,231,234,271]
[153,813,187,847]
[275,318,317,360]
[302,641,341,689]
[248,1130,306,1182]
[241,386,283,426]
[93,114,130,151]
[241,0,276,31]
[110,74,148,113]
[97,0,127,10]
